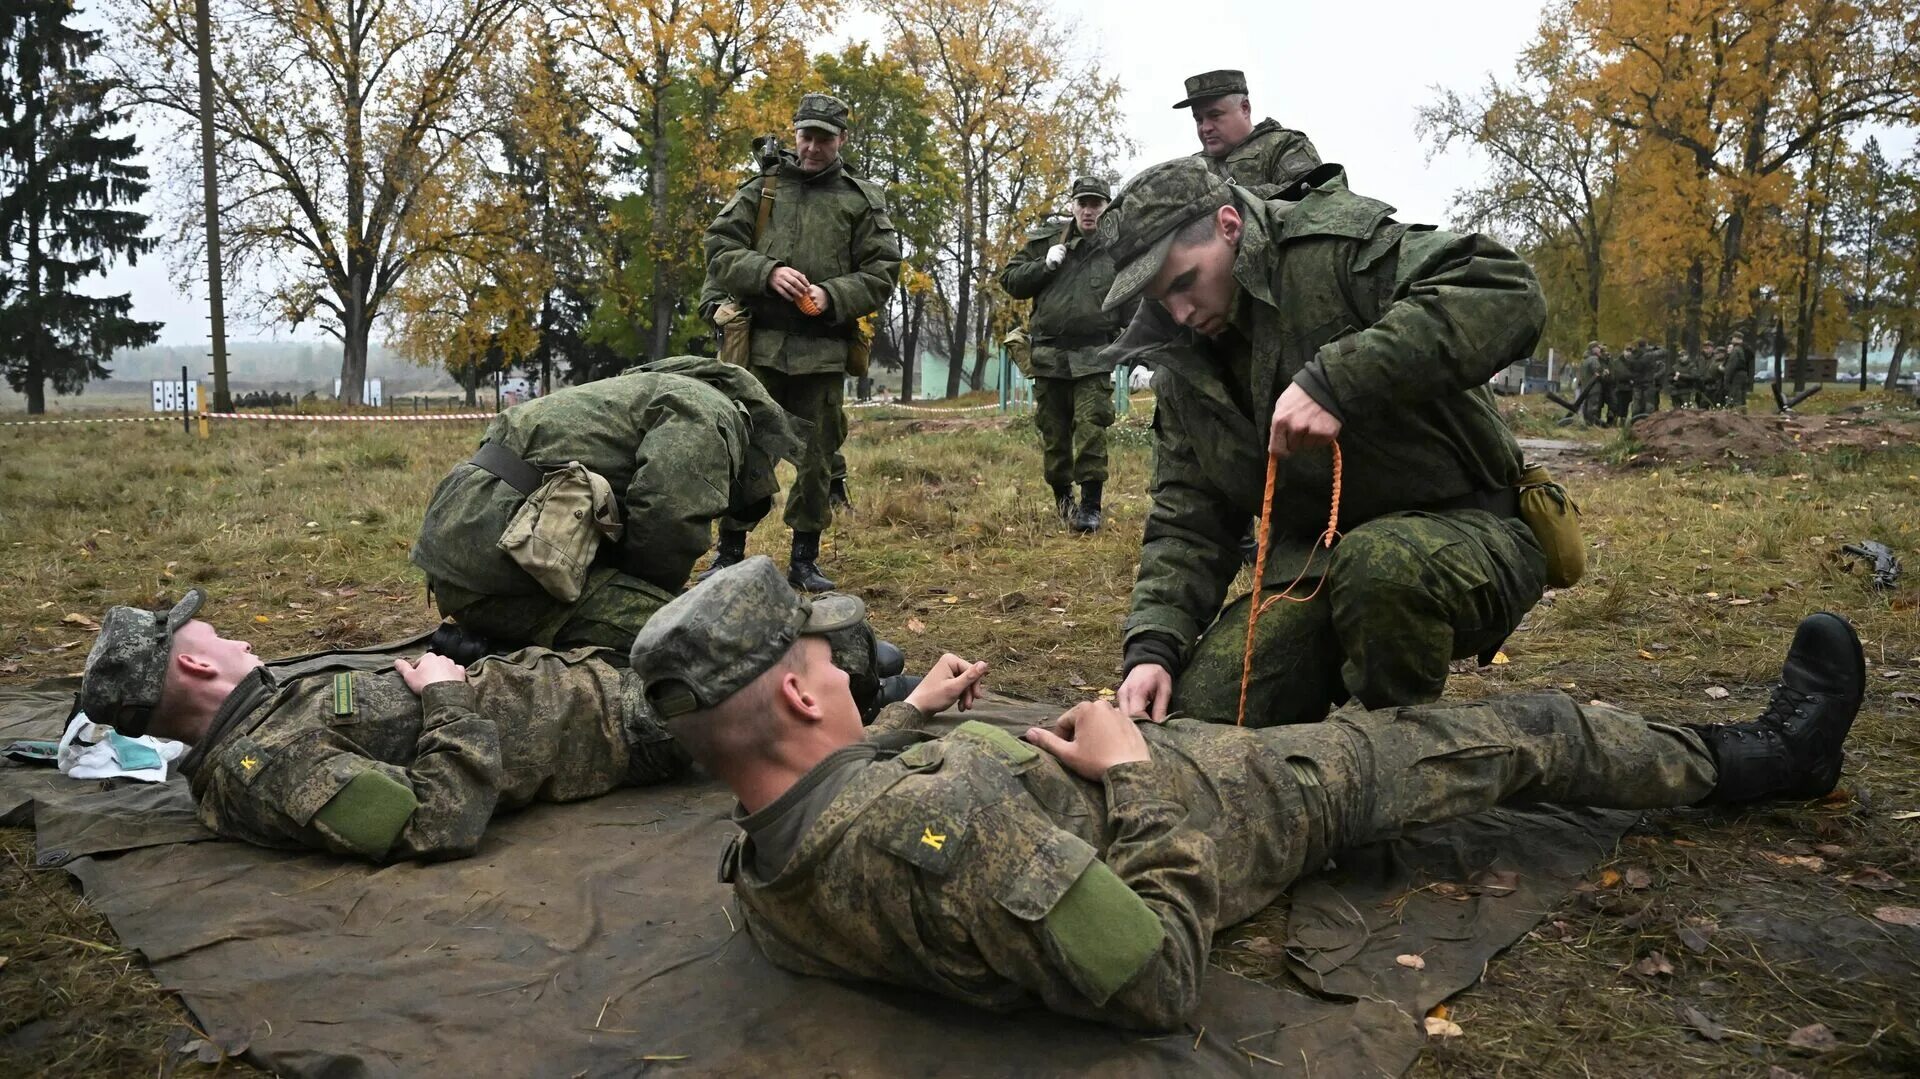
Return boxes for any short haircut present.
[1171,209,1222,249]
[665,640,808,771]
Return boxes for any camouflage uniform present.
[410,359,804,652]
[77,591,688,863]
[999,177,1127,506]
[627,558,1720,1032]
[1578,345,1607,425]
[702,94,902,538]
[1609,344,1636,425]
[1723,336,1755,409]
[1176,70,1322,193]
[1628,343,1666,417]
[1102,160,1548,727]
[1668,350,1701,409]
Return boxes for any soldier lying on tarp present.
[629,557,1866,1031]
[73,587,895,863]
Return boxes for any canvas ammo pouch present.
[714,301,752,367]
[1516,462,1584,588]
[496,461,624,603]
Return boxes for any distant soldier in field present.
[411,357,805,655]
[1668,348,1702,409]
[1723,331,1755,409]
[1609,342,1637,426]
[1000,176,1130,533]
[1579,342,1608,425]
[1623,338,1664,419]
[1178,69,1321,193]
[700,92,902,592]
[1697,344,1728,409]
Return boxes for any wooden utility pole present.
[194,0,231,412]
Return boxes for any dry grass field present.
[2,389,1918,1076]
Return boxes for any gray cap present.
[794,93,851,133]
[629,557,865,718]
[1070,175,1111,202]
[79,589,205,735]
[1100,158,1236,311]
[1173,69,1249,109]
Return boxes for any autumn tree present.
[111,0,523,404]
[1571,0,1920,350]
[1832,136,1917,386]
[875,0,1129,397]
[555,0,825,362]
[1418,6,1624,355]
[1,0,160,414]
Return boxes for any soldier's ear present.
[174,650,218,680]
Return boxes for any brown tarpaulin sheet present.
[3,662,1632,1077]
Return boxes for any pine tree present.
[0,0,160,414]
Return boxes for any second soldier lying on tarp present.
[72,586,901,862]
[630,557,1867,1031]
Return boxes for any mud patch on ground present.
[1627,410,1920,468]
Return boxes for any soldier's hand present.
[1045,243,1068,269]
[1269,383,1342,457]
[904,653,989,716]
[768,266,811,302]
[1116,663,1173,723]
[395,652,468,695]
[801,284,830,316]
[1024,701,1151,780]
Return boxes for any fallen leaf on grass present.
[1727,597,1753,606]
[1624,867,1653,890]
[1872,905,1920,927]
[0,661,17,675]
[1596,869,1622,888]
[1395,953,1426,971]
[1765,853,1827,872]
[253,615,271,624]
[1704,685,1730,700]
[1423,1016,1463,1038]
[1631,951,1675,977]
[1840,867,1901,891]
[904,617,926,635]
[1489,651,1510,665]
[1678,1004,1729,1042]
[1786,1022,1838,1053]
[1676,919,1716,953]
[1637,649,1658,660]
[60,612,100,631]
[940,596,959,605]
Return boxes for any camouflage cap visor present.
[1103,223,1193,312]
[800,592,865,635]
[794,117,844,134]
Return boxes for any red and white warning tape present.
[0,415,177,426]
[204,412,494,422]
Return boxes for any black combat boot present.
[1052,483,1076,523]
[697,529,749,582]
[1070,482,1103,533]
[1688,612,1864,805]
[829,475,852,511]
[788,531,835,593]
[874,638,905,678]
[428,621,509,665]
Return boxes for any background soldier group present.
[1578,331,1759,426]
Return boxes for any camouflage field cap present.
[629,557,865,718]
[793,93,852,133]
[1100,158,1236,311]
[1173,69,1249,109]
[79,589,205,735]
[1070,175,1112,202]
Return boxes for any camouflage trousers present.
[1170,510,1547,728]
[1631,382,1661,418]
[430,568,677,656]
[1609,386,1633,426]
[1725,378,1750,409]
[1669,381,1699,409]
[1580,384,1607,425]
[1032,374,1114,488]
[1190,692,1717,922]
[727,367,845,534]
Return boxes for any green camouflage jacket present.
[1115,170,1541,659]
[411,370,751,597]
[999,220,1127,379]
[181,646,682,862]
[1196,117,1322,192]
[727,708,1317,1031]
[1625,346,1667,387]
[701,154,902,375]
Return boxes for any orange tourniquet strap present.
[1237,440,1342,726]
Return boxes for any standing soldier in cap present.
[1723,330,1755,409]
[1611,340,1641,424]
[1628,338,1667,418]
[700,92,902,592]
[1097,158,1553,729]
[1579,342,1608,425]
[1176,69,1321,192]
[999,175,1130,532]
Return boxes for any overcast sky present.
[94,0,1916,345]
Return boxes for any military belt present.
[1033,331,1113,350]
[1415,485,1519,519]
[470,441,544,497]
